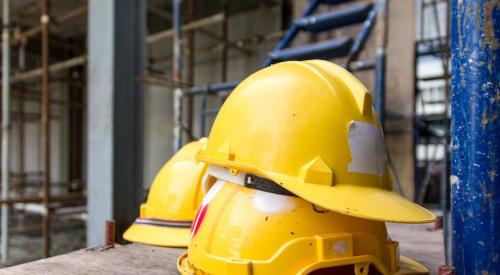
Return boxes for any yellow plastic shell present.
[123,139,207,247]
[177,182,429,275]
[197,60,435,223]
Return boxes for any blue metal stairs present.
[268,37,353,62]
[182,0,388,141]
[294,3,373,32]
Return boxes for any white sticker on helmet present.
[348,121,386,176]
[200,172,221,194]
[332,241,347,255]
[253,190,296,213]
[202,180,224,206]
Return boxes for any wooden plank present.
[0,244,184,275]
[0,223,444,274]
[388,223,445,273]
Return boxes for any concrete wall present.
[385,0,417,199]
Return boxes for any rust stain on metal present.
[481,107,499,129]
[438,265,456,275]
[105,220,116,247]
[475,2,482,45]
[489,170,497,181]
[483,1,500,49]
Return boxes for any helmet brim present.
[123,223,191,247]
[279,179,436,224]
[197,155,435,223]
[397,256,429,274]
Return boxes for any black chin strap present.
[244,174,297,197]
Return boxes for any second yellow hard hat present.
[123,139,207,247]
[178,180,429,275]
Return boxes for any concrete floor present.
[1,212,86,267]
[388,222,445,272]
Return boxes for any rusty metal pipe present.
[146,13,224,44]
[1,0,11,262]
[104,220,115,247]
[438,265,456,275]
[40,0,51,258]
[0,194,85,205]
[186,0,195,141]
[12,6,87,44]
[17,86,25,196]
[11,55,86,83]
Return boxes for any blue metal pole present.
[345,0,384,65]
[450,0,500,273]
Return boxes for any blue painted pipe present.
[261,0,321,67]
[374,49,385,127]
[268,37,352,62]
[346,0,382,64]
[294,3,373,33]
[200,91,207,137]
[184,80,240,95]
[450,0,500,273]
[196,81,240,136]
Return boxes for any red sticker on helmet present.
[190,180,224,239]
[190,204,208,238]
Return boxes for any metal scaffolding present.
[0,0,88,262]
[1,0,11,263]
[413,0,451,263]
[168,0,390,151]
[0,0,230,262]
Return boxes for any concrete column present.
[385,0,416,200]
[87,0,146,246]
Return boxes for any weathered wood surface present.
[0,244,185,275]
[0,223,444,275]
[387,223,445,274]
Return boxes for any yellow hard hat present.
[197,60,435,223]
[177,181,429,275]
[123,139,207,247]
